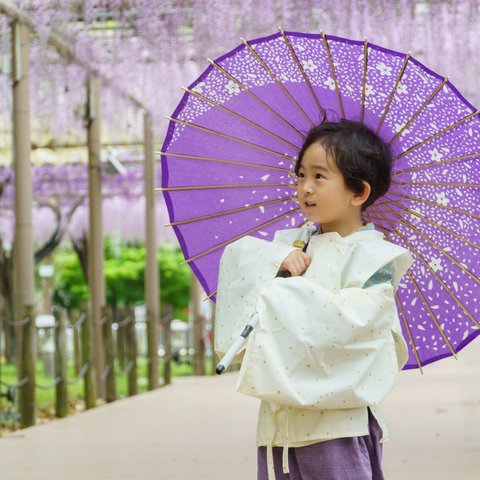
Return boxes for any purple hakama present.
[257,408,385,480]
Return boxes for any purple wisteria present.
[0,1,480,160]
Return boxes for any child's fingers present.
[280,251,311,275]
[294,259,304,276]
[303,253,312,265]
[285,259,299,276]
[292,258,307,276]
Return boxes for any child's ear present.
[352,180,371,207]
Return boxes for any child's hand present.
[279,249,312,277]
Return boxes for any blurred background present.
[0,4,478,478]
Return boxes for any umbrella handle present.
[215,223,316,375]
[215,270,291,374]
[215,312,260,374]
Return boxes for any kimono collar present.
[314,222,383,243]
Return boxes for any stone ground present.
[1,340,479,479]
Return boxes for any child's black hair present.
[294,119,392,211]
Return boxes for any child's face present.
[296,142,360,225]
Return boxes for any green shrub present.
[52,239,191,320]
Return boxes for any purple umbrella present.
[159,29,480,371]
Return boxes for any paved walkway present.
[1,341,480,480]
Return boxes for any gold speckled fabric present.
[214,223,413,480]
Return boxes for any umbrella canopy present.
[160,29,480,370]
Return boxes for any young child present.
[214,119,413,480]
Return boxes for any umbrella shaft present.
[216,313,259,374]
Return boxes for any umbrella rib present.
[207,58,305,140]
[360,38,368,123]
[182,86,299,151]
[204,290,216,301]
[164,116,295,160]
[382,179,423,196]
[321,31,344,119]
[404,269,458,358]
[204,217,310,301]
[279,27,326,122]
[179,207,303,265]
[375,195,480,251]
[393,109,480,161]
[362,209,398,237]
[376,53,411,134]
[158,182,289,192]
[394,294,424,373]
[383,181,445,203]
[391,179,480,189]
[371,210,479,333]
[166,195,294,227]
[375,189,480,221]
[362,212,395,236]
[366,186,412,209]
[241,36,314,127]
[388,77,449,146]
[380,201,480,290]
[393,152,480,175]
[367,212,461,357]
[158,151,294,169]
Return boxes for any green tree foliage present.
[52,239,191,320]
[52,248,89,309]
[157,243,191,320]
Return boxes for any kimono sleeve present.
[214,235,298,362]
[363,261,409,372]
[236,276,405,409]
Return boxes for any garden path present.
[2,341,480,479]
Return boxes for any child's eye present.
[297,172,324,179]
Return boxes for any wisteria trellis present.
[0,2,477,372]
[1,1,480,161]
[0,159,177,246]
[160,29,480,372]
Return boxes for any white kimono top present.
[214,222,413,480]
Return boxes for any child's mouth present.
[304,201,316,209]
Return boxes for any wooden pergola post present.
[191,276,206,375]
[0,0,151,408]
[144,112,160,390]
[12,20,36,427]
[87,74,106,400]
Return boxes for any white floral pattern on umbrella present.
[160,30,480,372]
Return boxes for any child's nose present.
[302,181,314,194]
